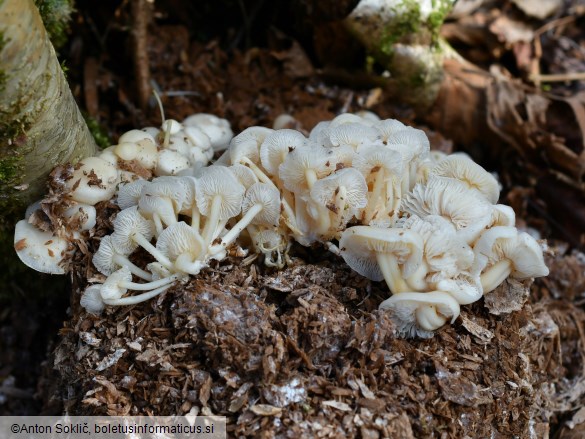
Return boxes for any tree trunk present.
[0,0,97,218]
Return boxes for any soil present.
[2,1,585,438]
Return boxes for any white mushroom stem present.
[201,194,223,248]
[405,261,429,291]
[103,283,173,306]
[131,232,174,269]
[480,259,512,293]
[111,254,153,281]
[214,203,264,250]
[191,205,201,230]
[365,170,385,222]
[239,156,301,235]
[375,253,409,294]
[115,273,180,291]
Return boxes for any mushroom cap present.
[63,202,97,231]
[474,227,548,279]
[436,274,483,305]
[182,113,233,151]
[14,220,70,274]
[372,119,407,142]
[327,122,380,149]
[117,179,150,210]
[259,129,306,176]
[430,154,500,204]
[194,166,245,219]
[229,164,259,189]
[272,114,298,130]
[155,149,191,176]
[339,225,424,280]
[143,176,189,213]
[379,291,460,338]
[92,235,129,275]
[386,127,430,161]
[399,214,473,277]
[119,129,157,146]
[310,168,368,210]
[308,121,332,146]
[156,221,205,261]
[241,182,281,226]
[356,110,381,125]
[99,146,119,166]
[101,266,132,300]
[402,176,493,244]
[229,126,274,164]
[65,157,119,205]
[278,142,333,193]
[111,206,155,254]
[353,144,403,177]
[162,119,182,135]
[80,284,106,314]
[184,125,212,151]
[490,204,516,227]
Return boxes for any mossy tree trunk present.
[0,0,97,217]
[0,0,97,295]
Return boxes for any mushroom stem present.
[131,232,174,269]
[191,205,200,230]
[365,170,385,222]
[405,261,429,291]
[118,273,180,291]
[305,168,318,189]
[415,305,447,331]
[480,259,512,293]
[240,156,301,235]
[103,284,173,306]
[174,253,207,275]
[375,252,409,294]
[332,185,348,227]
[112,254,153,281]
[201,194,223,248]
[216,203,264,250]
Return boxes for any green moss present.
[426,0,452,44]
[379,0,421,56]
[83,113,110,149]
[34,0,74,49]
[0,30,7,93]
[0,154,22,183]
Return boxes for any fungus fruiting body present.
[14,111,549,338]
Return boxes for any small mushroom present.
[14,220,70,274]
[64,157,119,205]
[379,291,461,338]
[92,235,153,280]
[339,226,424,294]
[156,222,206,275]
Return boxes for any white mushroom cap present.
[141,127,160,138]
[100,266,132,300]
[339,226,424,293]
[195,166,245,220]
[14,220,70,274]
[63,203,97,231]
[117,179,150,209]
[308,121,332,146]
[402,176,493,244]
[99,146,119,166]
[155,149,191,176]
[229,164,259,189]
[490,204,516,227]
[329,113,364,127]
[115,142,140,161]
[229,126,274,164]
[310,168,368,212]
[111,206,155,254]
[436,274,483,305]
[162,119,182,135]
[156,221,205,263]
[260,129,306,176]
[65,157,119,205]
[373,119,407,142]
[327,123,380,150]
[93,235,130,275]
[278,143,333,193]
[166,134,191,156]
[182,113,233,151]
[379,291,461,338]
[356,110,381,125]
[430,154,500,204]
[119,129,157,146]
[184,125,212,151]
[80,284,106,314]
[272,114,298,130]
[241,182,281,227]
[24,200,43,220]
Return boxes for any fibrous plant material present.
[14,111,549,337]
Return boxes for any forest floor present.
[1,1,585,437]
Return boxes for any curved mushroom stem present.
[152,213,164,237]
[112,254,153,281]
[332,185,348,228]
[375,252,409,294]
[191,205,200,230]
[305,168,318,190]
[118,273,181,291]
[240,156,302,236]
[213,203,264,252]
[480,259,512,293]
[131,232,174,269]
[405,261,429,291]
[103,284,173,306]
[415,305,447,331]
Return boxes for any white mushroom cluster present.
[13,111,549,338]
